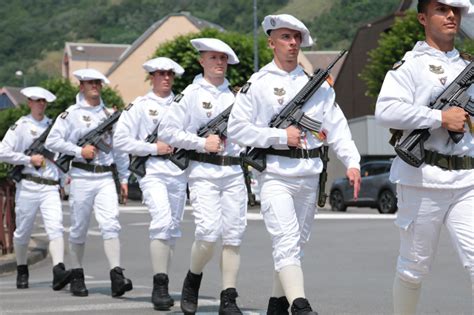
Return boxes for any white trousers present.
[395,184,474,284]
[188,173,247,246]
[260,174,318,271]
[68,176,120,243]
[14,182,63,244]
[140,174,187,242]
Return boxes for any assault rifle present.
[242,50,347,172]
[128,124,160,177]
[56,110,121,173]
[317,145,329,208]
[169,104,234,170]
[395,61,474,167]
[8,123,57,182]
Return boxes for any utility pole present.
[253,0,259,72]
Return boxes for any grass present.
[275,0,335,22]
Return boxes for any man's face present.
[150,70,175,96]
[418,1,462,41]
[28,98,47,116]
[268,28,302,63]
[199,51,228,79]
[80,79,102,101]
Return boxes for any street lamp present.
[75,45,89,68]
[15,70,26,87]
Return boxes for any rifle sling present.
[267,147,321,159]
[424,149,474,170]
[71,161,113,173]
[21,174,59,186]
[189,152,241,166]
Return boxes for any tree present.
[360,11,425,100]
[152,28,274,92]
[361,10,474,100]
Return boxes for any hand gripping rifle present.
[128,124,160,177]
[395,61,474,167]
[242,50,347,172]
[169,104,234,170]
[8,123,57,182]
[56,110,122,173]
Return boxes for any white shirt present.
[0,114,60,190]
[228,60,360,177]
[113,91,184,177]
[159,74,244,180]
[45,93,129,183]
[375,41,474,188]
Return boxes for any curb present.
[0,237,48,275]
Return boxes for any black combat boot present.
[110,266,133,297]
[52,263,72,291]
[16,265,29,289]
[218,288,242,315]
[152,273,174,310]
[70,268,88,296]
[180,270,203,314]
[267,296,290,315]
[290,298,318,315]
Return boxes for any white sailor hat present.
[73,68,110,85]
[20,86,56,102]
[437,0,474,16]
[262,14,313,47]
[142,57,185,76]
[190,38,239,64]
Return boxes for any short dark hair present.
[417,0,431,13]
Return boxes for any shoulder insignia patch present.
[460,52,473,61]
[392,60,405,71]
[10,123,17,131]
[240,82,251,94]
[173,93,184,103]
[60,111,69,119]
[124,103,134,111]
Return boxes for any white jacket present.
[113,91,184,177]
[0,114,60,190]
[45,93,129,183]
[228,60,360,177]
[159,74,244,180]
[375,41,474,188]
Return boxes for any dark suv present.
[329,160,397,214]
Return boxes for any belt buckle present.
[93,164,98,173]
[447,156,453,171]
[220,156,226,166]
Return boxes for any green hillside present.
[1,0,401,87]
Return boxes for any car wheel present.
[377,190,397,214]
[330,189,347,212]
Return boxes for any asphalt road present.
[0,201,471,315]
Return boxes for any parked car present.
[329,160,397,214]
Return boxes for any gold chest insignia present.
[277,98,284,105]
[429,65,444,74]
[148,109,158,116]
[274,87,286,96]
[202,101,212,109]
[439,76,447,85]
[206,111,212,118]
[30,129,37,137]
[83,115,91,122]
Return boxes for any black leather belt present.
[71,162,112,173]
[21,174,59,186]
[267,147,321,159]
[189,152,241,166]
[424,150,474,170]
[150,154,172,159]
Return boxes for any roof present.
[303,51,346,80]
[106,12,225,76]
[0,86,27,107]
[65,42,130,62]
